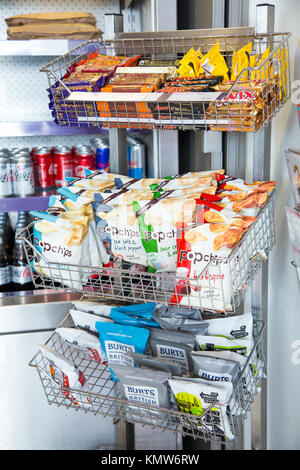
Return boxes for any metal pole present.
[151,0,179,178]
[251,3,275,451]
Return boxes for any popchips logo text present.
[34,237,72,258]
[144,229,176,243]
[179,250,228,264]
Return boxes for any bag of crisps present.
[31,211,91,289]
[170,221,246,311]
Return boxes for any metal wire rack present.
[29,311,265,449]
[17,192,275,314]
[40,28,290,132]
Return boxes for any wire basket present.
[29,311,265,449]
[40,28,290,132]
[17,192,275,314]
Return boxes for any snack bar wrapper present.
[39,344,92,409]
[31,211,91,290]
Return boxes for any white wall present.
[248,0,300,450]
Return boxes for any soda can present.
[0,154,13,197]
[91,138,110,172]
[53,146,73,187]
[74,145,95,178]
[32,147,54,191]
[127,137,145,179]
[11,151,35,196]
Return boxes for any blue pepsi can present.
[90,138,110,173]
[127,137,145,179]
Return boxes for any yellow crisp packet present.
[231,42,252,81]
[251,47,270,80]
[178,47,204,77]
[270,47,288,99]
[199,41,229,82]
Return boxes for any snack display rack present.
[17,3,290,450]
[29,309,265,449]
[40,30,290,132]
[17,190,276,315]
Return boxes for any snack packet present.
[199,42,229,82]
[70,308,113,333]
[184,312,253,340]
[171,221,244,311]
[168,377,234,440]
[31,211,90,289]
[153,304,204,332]
[55,327,107,364]
[177,47,204,78]
[95,322,150,380]
[128,352,182,376]
[231,43,252,81]
[195,334,251,355]
[52,188,110,267]
[114,170,224,191]
[72,299,122,317]
[148,328,196,374]
[111,364,171,424]
[92,190,149,267]
[39,344,92,409]
[190,352,240,386]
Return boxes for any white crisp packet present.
[70,308,113,333]
[39,344,92,409]
[32,211,91,290]
[55,327,108,364]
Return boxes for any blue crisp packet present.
[95,322,150,381]
[110,310,159,329]
[111,303,156,319]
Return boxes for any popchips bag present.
[39,344,92,409]
[171,222,244,311]
[31,211,91,289]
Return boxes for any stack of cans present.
[0,148,35,197]
[127,137,145,179]
[32,146,55,195]
[90,137,110,173]
[73,145,95,178]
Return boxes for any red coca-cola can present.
[32,147,54,191]
[74,145,95,178]
[53,146,73,186]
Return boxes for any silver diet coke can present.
[0,153,13,197]
[11,151,35,196]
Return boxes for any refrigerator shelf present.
[29,312,265,449]
[17,191,276,315]
[40,29,290,132]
